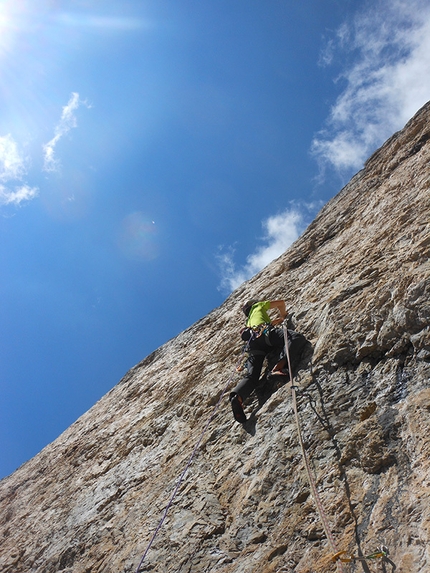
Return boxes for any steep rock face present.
[1,103,429,573]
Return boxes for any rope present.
[134,343,249,573]
[282,324,346,573]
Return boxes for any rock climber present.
[230,299,306,424]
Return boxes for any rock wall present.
[1,102,429,573]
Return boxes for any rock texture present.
[1,103,430,573]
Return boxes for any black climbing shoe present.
[230,394,247,424]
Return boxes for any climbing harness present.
[252,323,271,337]
[134,341,251,573]
[332,547,389,563]
[282,324,346,573]
[241,323,272,342]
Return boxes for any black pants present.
[232,326,284,401]
[231,328,306,401]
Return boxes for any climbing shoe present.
[230,394,247,424]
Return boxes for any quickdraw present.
[332,547,388,563]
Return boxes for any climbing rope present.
[134,341,250,573]
[283,325,391,570]
[282,324,346,573]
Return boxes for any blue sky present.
[1,0,430,479]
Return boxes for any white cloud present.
[0,184,38,206]
[0,134,26,181]
[0,134,38,207]
[218,207,310,292]
[312,0,430,175]
[43,92,84,172]
[0,92,88,207]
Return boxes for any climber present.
[230,299,306,424]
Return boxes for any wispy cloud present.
[0,92,87,207]
[312,0,430,175]
[0,134,38,206]
[43,92,86,172]
[0,134,26,181]
[218,206,314,292]
[0,184,38,206]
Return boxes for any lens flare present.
[117,212,160,261]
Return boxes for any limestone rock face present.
[1,103,430,573]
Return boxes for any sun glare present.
[117,212,161,262]
[0,1,23,61]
